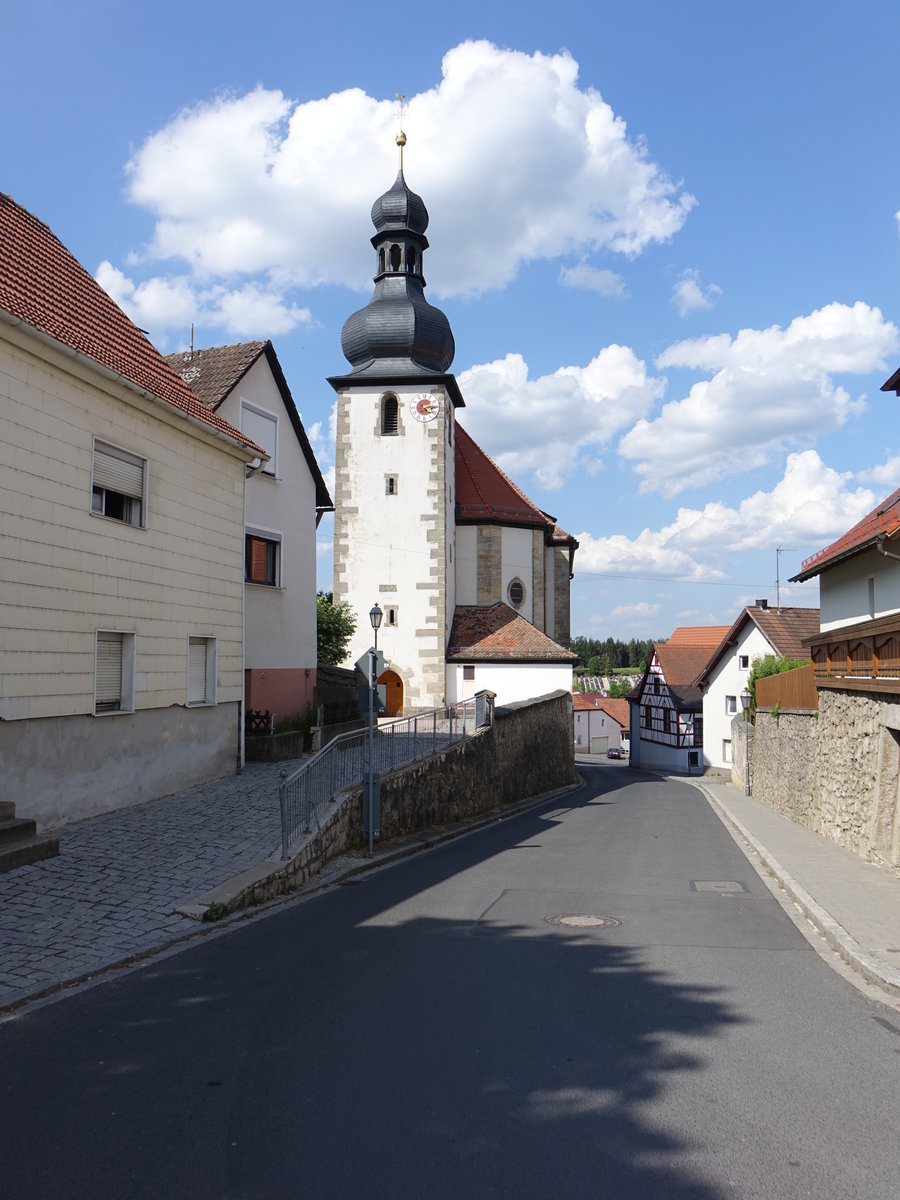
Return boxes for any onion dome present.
[338,144,455,378]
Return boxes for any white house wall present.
[0,327,248,823]
[574,709,623,753]
[216,357,318,675]
[446,661,572,707]
[819,546,900,631]
[702,624,771,769]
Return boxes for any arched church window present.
[378,247,386,274]
[408,246,418,274]
[508,578,526,609]
[381,394,399,436]
[390,243,402,272]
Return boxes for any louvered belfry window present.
[92,441,145,526]
[381,395,399,435]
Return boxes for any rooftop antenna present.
[776,547,796,609]
[395,92,407,169]
[189,322,194,363]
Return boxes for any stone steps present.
[0,805,59,873]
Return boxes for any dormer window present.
[381,394,399,436]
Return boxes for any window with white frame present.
[725,695,737,714]
[91,440,146,527]
[245,531,281,586]
[242,402,277,475]
[187,637,217,705]
[739,655,749,670]
[94,630,135,714]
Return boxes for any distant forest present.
[570,636,658,674]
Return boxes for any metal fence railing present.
[278,691,494,859]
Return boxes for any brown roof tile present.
[447,603,577,662]
[792,486,900,581]
[667,625,731,647]
[695,606,819,685]
[455,424,555,529]
[0,194,261,455]
[164,341,266,410]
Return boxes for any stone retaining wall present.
[735,690,900,877]
[346,690,576,846]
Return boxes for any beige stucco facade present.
[0,322,251,825]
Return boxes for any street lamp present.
[366,603,384,856]
[740,686,752,797]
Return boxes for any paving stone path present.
[0,761,301,1011]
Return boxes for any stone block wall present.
[346,690,576,846]
[737,689,900,877]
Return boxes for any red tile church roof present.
[0,193,261,455]
[792,485,900,581]
[454,424,555,529]
[447,603,577,662]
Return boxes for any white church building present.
[329,142,577,713]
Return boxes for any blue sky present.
[5,1,900,640]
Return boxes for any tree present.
[317,591,357,665]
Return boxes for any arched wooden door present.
[378,669,403,717]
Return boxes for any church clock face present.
[409,392,439,422]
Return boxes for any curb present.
[694,781,900,1002]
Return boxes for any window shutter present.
[188,638,208,703]
[96,633,123,708]
[93,446,144,498]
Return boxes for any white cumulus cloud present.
[619,302,898,497]
[458,345,664,490]
[671,268,722,316]
[574,451,875,580]
[113,40,693,321]
[558,264,628,297]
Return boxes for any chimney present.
[755,598,768,610]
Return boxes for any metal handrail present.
[278,691,493,859]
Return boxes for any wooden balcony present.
[806,612,900,694]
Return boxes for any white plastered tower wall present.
[333,382,454,710]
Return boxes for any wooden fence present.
[755,663,817,711]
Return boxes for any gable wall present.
[819,546,900,631]
[702,624,772,768]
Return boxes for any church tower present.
[329,136,464,713]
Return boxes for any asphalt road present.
[2,765,898,1199]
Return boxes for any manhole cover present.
[545,913,621,929]
[691,880,748,894]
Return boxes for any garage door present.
[590,736,608,755]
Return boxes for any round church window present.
[508,578,526,609]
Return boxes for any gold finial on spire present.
[395,92,407,170]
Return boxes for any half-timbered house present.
[628,631,725,774]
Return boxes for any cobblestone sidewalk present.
[0,761,301,1011]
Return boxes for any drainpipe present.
[876,536,900,563]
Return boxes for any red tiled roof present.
[447,603,577,662]
[572,693,630,730]
[165,341,266,409]
[656,642,718,686]
[667,625,731,647]
[695,606,820,685]
[0,194,261,455]
[792,486,900,581]
[455,424,555,529]
[166,340,333,511]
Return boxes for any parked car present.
[607,747,623,759]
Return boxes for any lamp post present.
[740,686,752,797]
[366,604,383,856]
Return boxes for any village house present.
[628,627,728,774]
[0,194,264,831]
[329,147,577,710]
[573,694,629,755]
[695,603,819,770]
[166,341,332,723]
